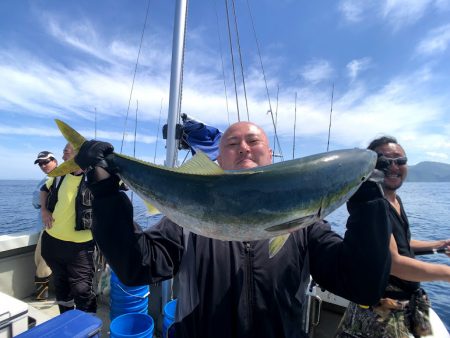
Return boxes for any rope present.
[245,0,283,160]
[120,0,152,153]
[224,0,241,121]
[326,83,334,152]
[213,0,231,126]
[230,0,250,121]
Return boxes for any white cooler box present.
[0,292,28,338]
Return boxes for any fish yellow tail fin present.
[48,119,87,177]
[48,158,80,177]
[55,119,86,152]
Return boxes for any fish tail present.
[55,119,86,152]
[48,119,87,177]
[268,234,290,258]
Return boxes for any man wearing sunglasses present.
[336,136,450,338]
[33,151,58,301]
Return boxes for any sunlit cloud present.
[346,57,372,82]
[298,60,334,85]
[416,23,450,55]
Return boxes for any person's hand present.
[438,239,450,258]
[75,140,114,171]
[41,208,54,229]
[349,169,385,203]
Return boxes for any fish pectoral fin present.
[55,119,87,151]
[269,234,290,258]
[48,159,81,177]
[264,214,317,232]
[175,151,224,175]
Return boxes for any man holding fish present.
[54,120,392,338]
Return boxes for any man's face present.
[62,143,75,162]
[374,142,407,191]
[217,122,272,170]
[38,158,57,174]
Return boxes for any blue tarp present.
[181,118,222,161]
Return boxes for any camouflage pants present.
[335,290,432,338]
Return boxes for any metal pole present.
[165,0,188,168]
[162,0,188,313]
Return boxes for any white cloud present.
[338,0,369,22]
[298,60,334,85]
[346,57,372,82]
[416,23,450,55]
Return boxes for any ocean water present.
[0,180,449,331]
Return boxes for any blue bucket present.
[110,313,154,338]
[162,299,177,338]
[110,270,150,320]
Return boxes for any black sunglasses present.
[376,155,407,170]
[38,159,53,166]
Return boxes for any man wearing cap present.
[33,151,58,300]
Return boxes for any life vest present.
[48,174,94,231]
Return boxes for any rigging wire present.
[94,107,97,139]
[213,0,231,126]
[230,0,250,121]
[131,100,139,204]
[224,0,241,121]
[272,84,279,157]
[245,0,283,160]
[154,99,164,163]
[293,92,297,159]
[120,0,152,154]
[326,83,334,152]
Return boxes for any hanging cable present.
[120,0,152,153]
[131,100,139,204]
[292,92,297,159]
[224,0,241,121]
[230,0,250,121]
[326,83,334,152]
[245,0,283,159]
[213,0,231,126]
[154,99,164,163]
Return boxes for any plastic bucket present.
[110,270,150,320]
[110,313,154,338]
[162,299,177,338]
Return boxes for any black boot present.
[58,304,75,314]
[34,275,51,301]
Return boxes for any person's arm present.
[390,236,450,282]
[309,181,392,306]
[32,178,46,209]
[39,186,54,229]
[75,140,185,286]
[411,238,450,257]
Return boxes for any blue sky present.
[1,0,450,179]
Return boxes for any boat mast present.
[166,0,188,168]
[162,0,188,309]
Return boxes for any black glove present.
[349,169,385,203]
[75,140,114,171]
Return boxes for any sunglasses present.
[38,159,53,166]
[376,155,407,170]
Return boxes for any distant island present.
[407,161,450,182]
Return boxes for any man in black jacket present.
[76,121,392,338]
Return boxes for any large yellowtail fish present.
[50,119,377,257]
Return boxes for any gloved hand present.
[349,169,385,203]
[75,140,114,171]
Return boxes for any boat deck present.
[22,293,112,336]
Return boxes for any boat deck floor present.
[22,293,112,336]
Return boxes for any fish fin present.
[144,201,160,215]
[48,159,81,177]
[269,234,290,258]
[265,214,317,232]
[55,119,87,152]
[175,151,224,175]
